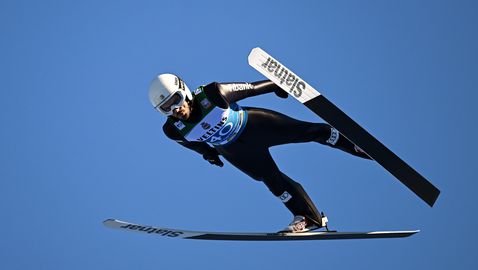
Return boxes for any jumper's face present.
[158,91,192,120]
[171,100,192,120]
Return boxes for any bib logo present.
[198,116,231,143]
[261,57,305,98]
[201,121,212,130]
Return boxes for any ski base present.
[104,219,419,241]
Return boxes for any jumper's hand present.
[203,152,224,167]
[274,88,288,99]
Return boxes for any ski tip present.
[248,47,264,63]
[103,218,117,225]
[250,47,262,53]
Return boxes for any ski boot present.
[278,216,318,233]
[279,213,330,233]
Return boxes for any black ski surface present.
[304,95,440,206]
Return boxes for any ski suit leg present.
[215,141,323,225]
[215,107,370,226]
[245,107,371,159]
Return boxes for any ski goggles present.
[156,91,186,116]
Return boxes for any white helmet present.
[148,73,193,116]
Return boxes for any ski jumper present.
[162,80,370,225]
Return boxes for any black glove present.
[203,151,224,167]
[274,88,288,99]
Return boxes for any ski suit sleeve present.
[203,80,287,109]
[162,122,223,166]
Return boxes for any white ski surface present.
[104,219,419,241]
[248,47,321,103]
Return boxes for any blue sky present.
[1,0,477,269]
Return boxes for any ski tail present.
[304,95,440,206]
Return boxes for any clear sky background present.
[1,0,477,269]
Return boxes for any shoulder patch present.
[200,98,212,109]
[174,121,186,130]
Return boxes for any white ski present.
[248,47,440,207]
[104,219,419,241]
